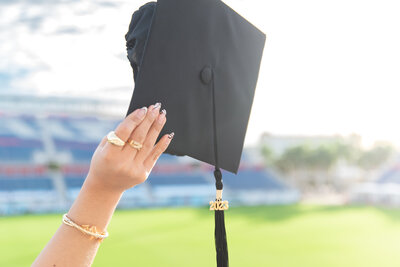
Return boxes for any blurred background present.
[1,0,400,266]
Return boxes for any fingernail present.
[158,109,166,123]
[168,132,174,139]
[138,107,147,118]
[152,102,161,112]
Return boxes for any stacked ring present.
[106,131,125,147]
[128,139,143,151]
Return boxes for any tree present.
[274,145,309,173]
[306,145,337,171]
[356,143,395,171]
[261,145,275,165]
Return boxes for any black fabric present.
[215,209,228,267]
[214,168,223,190]
[125,2,156,81]
[213,167,228,266]
[125,0,265,174]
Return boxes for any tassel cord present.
[214,168,228,267]
[211,67,229,267]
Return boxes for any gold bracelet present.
[62,213,109,242]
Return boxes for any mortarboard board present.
[125,0,265,266]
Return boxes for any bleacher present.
[222,169,287,191]
[0,114,299,215]
[0,146,39,162]
[148,173,210,186]
[0,175,53,191]
[351,162,400,207]
[65,175,85,189]
[377,165,400,184]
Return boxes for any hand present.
[86,103,173,194]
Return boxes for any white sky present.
[0,0,400,146]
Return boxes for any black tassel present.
[210,68,228,266]
[215,210,228,267]
[213,168,229,267]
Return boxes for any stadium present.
[2,98,400,267]
[0,96,305,266]
[0,96,299,216]
[3,0,400,265]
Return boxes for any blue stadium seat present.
[0,116,43,161]
[19,116,41,132]
[65,176,85,188]
[157,154,179,163]
[0,146,38,161]
[0,176,53,191]
[147,173,209,186]
[70,149,96,161]
[54,140,97,162]
[222,169,287,191]
[378,168,400,184]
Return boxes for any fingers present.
[104,107,147,152]
[123,102,161,156]
[116,107,148,141]
[135,108,167,161]
[143,132,174,171]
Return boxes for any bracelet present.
[62,213,109,242]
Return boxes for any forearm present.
[32,175,123,267]
[32,105,171,266]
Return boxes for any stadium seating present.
[0,114,299,215]
[147,173,210,186]
[64,176,85,189]
[350,163,400,207]
[156,153,180,163]
[377,166,400,184]
[222,169,287,191]
[0,176,53,191]
[54,140,97,162]
[0,146,39,161]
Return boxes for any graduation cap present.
[125,0,265,266]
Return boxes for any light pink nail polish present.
[152,103,161,115]
[138,107,147,118]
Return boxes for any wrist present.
[67,175,124,231]
[84,173,125,198]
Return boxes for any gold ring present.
[128,139,143,151]
[106,131,125,147]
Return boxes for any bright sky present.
[1,0,400,146]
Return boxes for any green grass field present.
[1,205,400,267]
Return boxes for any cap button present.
[200,66,212,85]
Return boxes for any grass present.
[1,205,400,267]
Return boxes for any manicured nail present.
[158,109,166,123]
[138,107,147,118]
[153,102,161,110]
[168,132,174,139]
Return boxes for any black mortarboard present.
[125,0,265,266]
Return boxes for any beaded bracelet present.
[62,213,109,242]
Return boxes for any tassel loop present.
[214,169,222,179]
[214,168,223,190]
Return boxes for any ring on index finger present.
[106,131,126,147]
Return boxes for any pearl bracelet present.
[62,213,109,241]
